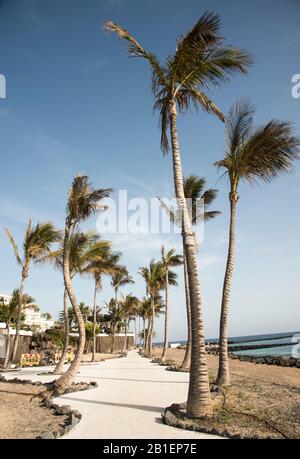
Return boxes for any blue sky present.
[0,0,299,341]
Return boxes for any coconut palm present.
[106,298,125,353]
[139,261,165,356]
[38,230,99,374]
[214,98,300,386]
[53,175,112,393]
[104,13,252,417]
[111,268,134,302]
[160,246,183,361]
[82,242,121,361]
[119,294,140,352]
[2,290,35,368]
[4,221,61,366]
[159,176,220,370]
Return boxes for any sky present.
[0,0,299,342]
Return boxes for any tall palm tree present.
[104,13,252,417]
[119,294,140,352]
[38,230,99,374]
[159,176,220,370]
[2,290,35,369]
[111,267,134,302]
[54,175,112,393]
[139,260,165,356]
[160,246,183,361]
[82,242,121,361]
[5,221,60,365]
[214,98,300,386]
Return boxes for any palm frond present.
[4,227,23,266]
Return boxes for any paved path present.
[4,351,220,439]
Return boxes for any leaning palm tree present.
[139,260,165,356]
[104,12,252,417]
[53,175,112,393]
[159,176,220,370]
[214,98,300,386]
[5,221,61,365]
[119,294,140,352]
[38,230,99,374]
[160,246,183,361]
[3,290,35,369]
[82,242,121,361]
[111,268,134,302]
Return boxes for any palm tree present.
[159,176,220,370]
[119,294,140,352]
[104,13,252,417]
[2,290,35,368]
[106,298,125,353]
[139,260,165,356]
[5,221,60,366]
[82,242,121,361]
[53,175,112,393]
[214,98,300,386]
[160,246,183,361]
[111,268,134,302]
[38,230,99,374]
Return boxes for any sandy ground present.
[0,381,68,439]
[81,352,121,362]
[152,348,300,387]
[2,351,220,439]
[152,348,300,438]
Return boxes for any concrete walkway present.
[4,351,220,439]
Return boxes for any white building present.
[0,293,11,306]
[24,306,54,332]
[0,293,54,332]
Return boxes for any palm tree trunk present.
[11,272,27,365]
[216,193,238,386]
[4,322,11,369]
[142,318,146,351]
[122,317,128,353]
[181,248,192,370]
[53,288,69,375]
[161,269,169,361]
[168,99,212,417]
[145,318,151,355]
[54,225,86,392]
[92,279,98,362]
[148,296,155,356]
[111,325,116,353]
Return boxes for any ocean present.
[159,331,300,358]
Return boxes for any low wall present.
[0,333,32,365]
[95,334,135,353]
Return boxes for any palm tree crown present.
[66,174,112,227]
[214,98,300,192]
[104,12,252,152]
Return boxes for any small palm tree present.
[82,242,121,361]
[5,220,61,365]
[2,290,35,368]
[104,12,252,417]
[159,175,220,370]
[38,230,99,374]
[106,298,125,353]
[54,175,112,393]
[160,246,183,361]
[111,267,134,302]
[119,294,140,352]
[139,260,165,356]
[214,98,300,386]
